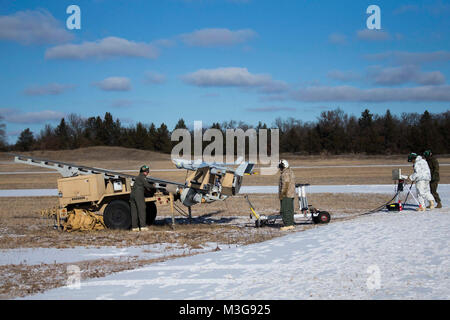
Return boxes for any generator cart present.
[247,183,331,228]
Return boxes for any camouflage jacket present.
[279,167,296,199]
[131,173,155,198]
[426,156,440,182]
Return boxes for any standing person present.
[423,150,442,208]
[278,159,296,231]
[130,165,154,231]
[407,153,435,211]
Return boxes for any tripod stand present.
[401,181,420,209]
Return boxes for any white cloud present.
[144,71,166,84]
[180,28,257,47]
[366,50,450,66]
[110,99,134,108]
[107,98,154,108]
[183,67,270,87]
[328,33,347,45]
[246,106,296,112]
[0,108,65,124]
[356,29,391,41]
[151,38,176,48]
[394,2,450,16]
[367,65,445,86]
[45,37,160,60]
[182,67,289,95]
[329,65,446,86]
[327,70,361,82]
[290,85,450,102]
[182,67,282,90]
[93,77,131,91]
[23,83,75,96]
[0,9,73,45]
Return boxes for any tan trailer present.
[56,173,174,230]
[14,155,179,230]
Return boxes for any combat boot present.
[436,202,442,209]
[429,200,435,210]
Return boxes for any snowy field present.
[0,243,223,266]
[12,184,449,300]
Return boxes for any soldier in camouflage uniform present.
[130,165,155,231]
[278,159,296,231]
[424,150,442,208]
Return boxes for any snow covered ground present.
[0,243,223,266]
[17,185,449,300]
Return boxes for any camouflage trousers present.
[130,195,146,229]
[430,180,441,204]
[280,197,295,227]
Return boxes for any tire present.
[103,200,132,230]
[146,201,157,225]
[312,211,331,224]
[318,211,331,224]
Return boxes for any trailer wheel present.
[146,201,157,225]
[103,200,132,230]
[313,211,331,224]
[320,211,331,223]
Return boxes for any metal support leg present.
[296,184,309,213]
[403,184,420,207]
[170,193,175,229]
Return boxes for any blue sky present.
[0,0,449,143]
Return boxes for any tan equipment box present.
[57,174,131,207]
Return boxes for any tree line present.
[1,109,449,155]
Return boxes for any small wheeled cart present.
[246,183,331,228]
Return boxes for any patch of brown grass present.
[0,193,393,250]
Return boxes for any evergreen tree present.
[418,110,441,153]
[358,109,379,154]
[10,109,449,155]
[316,109,347,154]
[345,115,359,153]
[174,118,187,130]
[133,122,148,150]
[147,123,157,150]
[55,118,70,149]
[16,128,34,151]
[382,110,398,154]
[154,123,171,153]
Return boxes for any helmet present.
[407,153,418,162]
[140,165,150,173]
[278,159,289,169]
[423,150,432,158]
